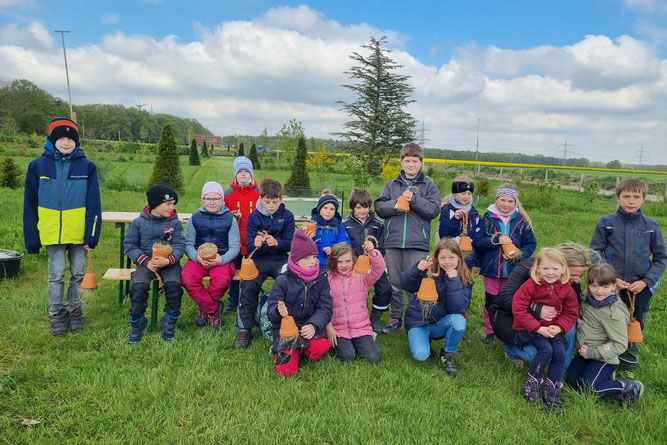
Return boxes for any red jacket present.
[224,178,259,256]
[512,279,579,334]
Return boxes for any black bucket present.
[0,249,23,280]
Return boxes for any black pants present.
[237,259,285,332]
[333,335,381,363]
[129,263,183,319]
[371,272,392,311]
[530,334,566,382]
[618,287,652,329]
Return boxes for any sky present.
[1,0,667,164]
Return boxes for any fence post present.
[544,169,549,183]
[616,177,620,185]
[499,167,503,180]
[579,173,584,192]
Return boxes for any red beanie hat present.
[290,229,317,263]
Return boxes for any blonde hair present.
[428,238,475,286]
[326,242,357,275]
[443,175,474,205]
[530,248,570,284]
[555,242,595,268]
[497,183,533,229]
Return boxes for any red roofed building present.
[194,135,222,148]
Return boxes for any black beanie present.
[316,194,339,213]
[147,183,178,210]
[48,117,80,147]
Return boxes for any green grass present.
[0,155,666,444]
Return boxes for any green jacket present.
[575,297,629,365]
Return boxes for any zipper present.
[91,215,98,238]
[58,157,64,244]
[341,276,352,335]
[302,279,308,310]
[401,213,407,248]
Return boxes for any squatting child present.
[309,190,351,269]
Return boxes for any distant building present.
[194,135,222,148]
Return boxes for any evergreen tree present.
[238,142,245,157]
[201,140,209,158]
[249,142,261,170]
[0,157,22,189]
[284,135,310,197]
[335,36,416,174]
[188,138,200,166]
[149,124,183,189]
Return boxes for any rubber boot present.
[369,309,383,334]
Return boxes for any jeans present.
[46,244,87,315]
[503,325,576,379]
[407,313,466,361]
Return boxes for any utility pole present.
[475,118,480,176]
[418,119,429,147]
[559,138,574,163]
[54,30,73,120]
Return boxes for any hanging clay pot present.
[152,242,173,258]
[80,251,98,290]
[458,213,473,256]
[394,185,419,212]
[280,315,299,338]
[354,236,378,275]
[502,242,521,259]
[417,277,438,302]
[239,258,259,280]
[197,242,218,261]
[305,222,317,238]
[627,319,643,343]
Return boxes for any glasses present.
[203,197,222,203]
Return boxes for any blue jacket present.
[472,209,537,279]
[311,209,351,268]
[400,263,472,331]
[438,201,480,268]
[267,268,332,354]
[184,206,240,264]
[591,207,667,293]
[123,206,185,266]
[23,139,101,253]
[246,202,295,263]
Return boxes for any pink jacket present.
[328,250,385,339]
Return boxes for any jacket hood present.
[44,136,81,156]
[256,200,285,217]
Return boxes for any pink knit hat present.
[290,229,318,262]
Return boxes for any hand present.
[401,190,414,201]
[454,209,467,220]
[628,280,647,294]
[277,301,288,317]
[444,266,458,278]
[417,258,433,271]
[323,246,332,255]
[537,326,554,338]
[326,324,338,347]
[83,245,92,251]
[300,323,315,339]
[148,256,169,272]
[616,278,630,290]
[362,240,375,254]
[201,254,222,268]
[578,345,589,357]
[547,325,561,336]
[540,305,557,322]
[254,235,265,248]
[264,235,278,247]
[231,210,241,220]
[498,235,512,245]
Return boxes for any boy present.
[235,178,295,348]
[590,178,667,369]
[124,183,185,343]
[224,156,260,312]
[374,143,441,333]
[23,117,101,336]
[343,188,392,333]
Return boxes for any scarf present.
[586,291,618,308]
[288,257,320,282]
[449,195,472,213]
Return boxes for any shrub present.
[381,157,401,183]
[284,135,310,197]
[149,124,184,189]
[188,138,200,166]
[343,156,371,189]
[521,182,560,210]
[475,178,491,199]
[583,180,600,200]
[0,157,22,188]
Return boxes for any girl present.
[326,241,384,363]
[438,176,479,268]
[182,182,240,329]
[309,190,351,269]
[267,229,332,376]
[512,248,579,409]
[566,264,644,406]
[400,238,474,376]
[473,183,536,342]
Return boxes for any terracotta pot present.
[239,258,259,280]
[354,254,371,275]
[394,195,410,212]
[417,277,438,302]
[197,242,218,261]
[502,242,520,259]
[280,315,299,338]
[458,235,473,252]
[80,251,98,289]
[627,319,643,343]
[152,243,173,258]
[305,222,316,238]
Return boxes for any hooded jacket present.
[123,206,185,266]
[224,177,260,256]
[23,138,102,253]
[512,279,579,334]
[246,201,295,262]
[343,210,386,257]
[311,209,351,268]
[184,205,240,264]
[374,170,441,251]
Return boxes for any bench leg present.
[150,280,159,332]
[118,223,126,306]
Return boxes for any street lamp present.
[54,30,73,120]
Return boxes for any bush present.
[284,136,310,197]
[521,182,560,210]
[343,156,371,189]
[381,157,401,183]
[0,157,22,188]
[583,180,600,200]
[149,124,184,189]
[475,178,491,200]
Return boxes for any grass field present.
[1,155,666,444]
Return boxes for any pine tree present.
[335,36,416,174]
[284,135,310,197]
[201,140,209,158]
[238,142,245,157]
[149,123,183,189]
[249,142,261,170]
[0,157,22,189]
[188,138,200,166]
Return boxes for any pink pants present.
[182,260,235,314]
[274,337,331,376]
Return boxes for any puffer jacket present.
[576,295,629,365]
[400,263,472,330]
[224,178,259,256]
[343,211,386,257]
[123,206,185,266]
[328,250,385,339]
[311,209,351,268]
[23,139,101,253]
[512,279,579,334]
[267,267,332,354]
[184,206,240,264]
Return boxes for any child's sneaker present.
[68,308,85,333]
[234,331,250,348]
[195,310,208,327]
[616,379,644,407]
[128,315,148,344]
[160,312,178,341]
[485,333,497,343]
[543,378,563,410]
[382,318,402,334]
[210,302,222,329]
[439,352,458,377]
[50,309,68,337]
[522,374,543,405]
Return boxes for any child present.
[326,241,384,363]
[400,238,473,376]
[124,183,185,343]
[512,248,579,409]
[473,183,536,342]
[236,178,295,348]
[182,181,240,328]
[566,263,644,406]
[310,190,351,269]
[268,230,332,376]
[438,175,479,268]
[590,178,667,370]
[374,143,441,334]
[343,188,392,333]
[23,118,102,336]
[224,156,260,312]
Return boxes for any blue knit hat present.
[316,193,339,213]
[233,156,254,179]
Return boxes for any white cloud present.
[0,21,54,51]
[102,14,119,25]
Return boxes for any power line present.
[558,138,575,161]
[635,146,648,165]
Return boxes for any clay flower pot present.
[197,242,218,261]
[627,319,643,343]
[305,222,316,238]
[80,252,98,290]
[280,315,299,338]
[354,254,371,275]
[394,185,419,213]
[502,242,521,260]
[458,234,473,253]
[239,258,259,280]
[417,277,438,302]
[152,242,173,258]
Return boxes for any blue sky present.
[2,0,667,163]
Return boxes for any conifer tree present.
[284,135,310,196]
[149,123,183,189]
[188,138,200,166]
[249,142,261,170]
[0,157,22,189]
[238,142,245,157]
[201,140,209,158]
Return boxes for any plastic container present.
[0,249,23,280]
